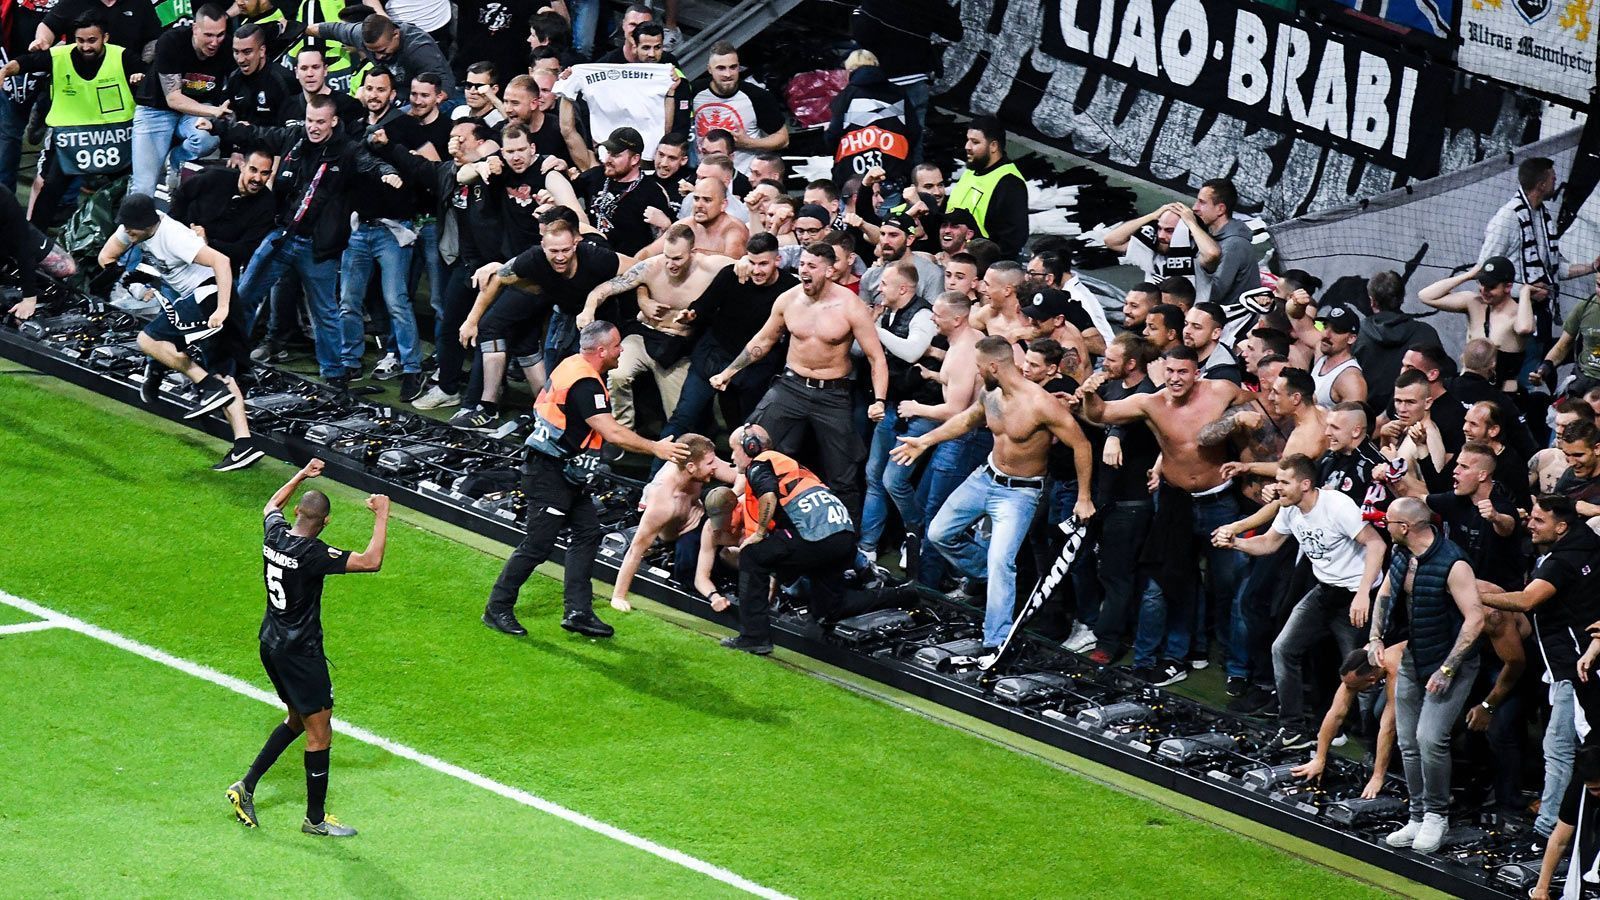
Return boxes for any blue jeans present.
[1131,489,1246,668]
[130,106,218,197]
[238,230,342,378]
[543,307,577,374]
[570,0,600,55]
[339,223,421,375]
[1537,681,1578,836]
[408,220,446,334]
[927,464,1042,647]
[860,408,936,554]
[917,429,993,588]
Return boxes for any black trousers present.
[750,376,866,524]
[737,530,855,642]
[487,455,603,617]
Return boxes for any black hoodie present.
[826,66,919,189]
[1352,311,1443,415]
[1530,526,1600,682]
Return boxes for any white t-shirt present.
[1120,220,1197,286]
[1271,489,1369,590]
[382,0,452,33]
[452,105,505,128]
[553,64,674,157]
[118,214,213,298]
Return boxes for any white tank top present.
[1313,355,1361,408]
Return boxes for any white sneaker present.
[1064,622,1096,653]
[1385,820,1422,848]
[1411,813,1448,853]
[412,385,462,410]
[371,353,401,381]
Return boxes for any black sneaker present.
[1267,727,1315,751]
[139,360,164,404]
[720,634,774,655]
[902,534,921,581]
[449,405,498,432]
[1226,675,1248,697]
[482,608,527,636]
[1129,665,1161,684]
[400,372,425,403]
[213,440,264,471]
[185,376,235,419]
[560,611,614,638]
[345,370,383,396]
[1228,685,1277,716]
[1151,659,1188,687]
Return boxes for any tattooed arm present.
[1197,403,1252,447]
[709,291,790,390]
[1430,559,1485,693]
[579,259,652,328]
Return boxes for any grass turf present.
[0,374,1401,897]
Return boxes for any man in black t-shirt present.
[384,72,451,160]
[34,0,160,60]
[453,218,629,429]
[280,47,365,136]
[481,322,689,638]
[665,232,795,438]
[225,458,388,838]
[572,127,675,256]
[1413,445,1522,591]
[131,6,232,195]
[223,23,295,153]
[1555,420,1600,520]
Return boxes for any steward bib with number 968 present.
[45,44,134,176]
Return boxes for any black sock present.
[305,748,330,824]
[243,723,299,793]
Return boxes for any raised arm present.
[265,459,325,516]
[1515,284,1537,336]
[1100,209,1159,254]
[343,495,390,573]
[1417,266,1477,311]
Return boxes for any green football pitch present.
[0,366,1436,897]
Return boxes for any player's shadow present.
[511,633,789,726]
[0,403,141,483]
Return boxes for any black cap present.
[1021,288,1073,320]
[1314,302,1360,334]
[599,126,644,156]
[882,212,917,234]
[942,208,978,231]
[1478,256,1514,287]
[796,203,831,225]
[117,193,159,230]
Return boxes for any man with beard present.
[1121,282,1162,335]
[1103,201,1219,286]
[711,242,889,523]
[384,72,451,161]
[691,41,789,175]
[1420,256,1536,392]
[608,433,725,612]
[860,213,942,306]
[665,233,796,437]
[170,146,276,274]
[577,223,734,430]
[222,23,294,143]
[642,176,748,259]
[1309,303,1367,408]
[571,127,675,256]
[1183,301,1243,383]
[892,336,1095,651]
[944,116,1027,258]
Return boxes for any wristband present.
[1480,700,1496,713]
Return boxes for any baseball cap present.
[1478,256,1514,287]
[1021,288,1073,320]
[942,208,978,232]
[1314,303,1360,334]
[882,212,917,235]
[599,126,644,156]
[117,193,159,230]
[796,203,832,225]
[704,486,737,525]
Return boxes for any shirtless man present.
[578,223,734,428]
[890,292,982,581]
[609,435,728,611]
[1208,367,1329,483]
[1419,257,1535,391]
[711,242,889,521]
[891,336,1095,649]
[641,178,748,259]
[970,261,1030,343]
[1075,344,1251,683]
[1532,400,1591,494]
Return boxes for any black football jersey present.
[259,509,350,655]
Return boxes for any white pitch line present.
[0,589,790,900]
[0,619,64,636]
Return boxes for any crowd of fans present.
[6,0,1600,888]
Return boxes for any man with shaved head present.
[226,458,390,838]
[642,175,748,258]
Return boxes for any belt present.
[1191,478,1233,498]
[984,461,1044,489]
[783,368,852,390]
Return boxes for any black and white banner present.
[936,0,1542,221]
[1460,0,1598,104]
[1269,127,1600,359]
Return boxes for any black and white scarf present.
[1515,188,1559,289]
